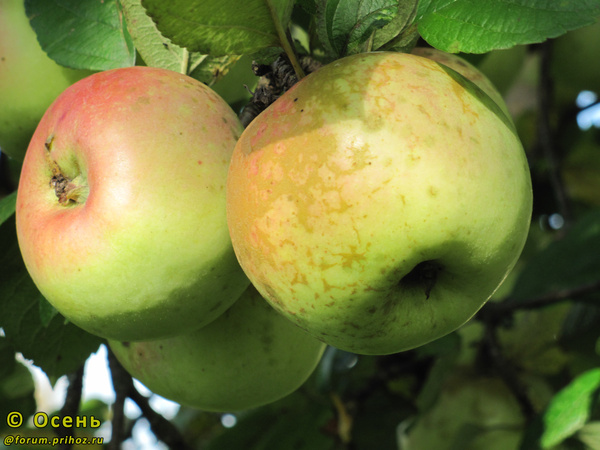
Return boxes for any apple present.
[0,0,92,161]
[16,66,250,341]
[411,47,513,122]
[109,285,326,412]
[226,52,532,355]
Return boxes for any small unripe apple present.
[227,52,532,355]
[109,285,326,412]
[16,66,249,341]
[0,0,91,161]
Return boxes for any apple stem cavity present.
[400,260,444,299]
[44,135,89,206]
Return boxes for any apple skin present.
[109,285,326,412]
[0,0,92,161]
[226,52,532,355]
[16,66,250,341]
[411,47,512,122]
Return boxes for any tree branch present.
[478,279,600,320]
[106,347,194,450]
[481,323,536,419]
[56,365,84,450]
[537,40,572,227]
[107,349,129,450]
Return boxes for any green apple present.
[16,66,250,341]
[109,285,326,412]
[226,52,532,355]
[0,0,91,161]
[411,47,512,121]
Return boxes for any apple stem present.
[266,0,305,80]
[181,48,190,75]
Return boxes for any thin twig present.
[106,347,194,450]
[537,40,572,227]
[107,349,128,450]
[482,323,536,419]
[266,0,305,79]
[479,279,600,319]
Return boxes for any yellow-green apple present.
[109,285,326,412]
[411,47,513,122]
[226,52,532,355]
[0,0,91,161]
[16,66,250,341]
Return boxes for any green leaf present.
[416,0,600,54]
[0,357,36,434]
[509,209,600,302]
[118,0,239,84]
[578,422,600,450]
[0,216,102,380]
[141,0,295,56]
[25,0,135,70]
[119,0,190,72]
[316,0,402,58]
[372,1,419,50]
[541,368,600,448]
[0,191,16,225]
[0,337,16,379]
[205,393,334,450]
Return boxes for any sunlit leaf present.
[541,368,600,448]
[25,0,135,70]
[417,0,600,53]
[141,0,295,56]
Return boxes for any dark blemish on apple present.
[294,98,298,102]
[368,306,377,314]
[122,342,131,348]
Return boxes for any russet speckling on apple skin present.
[16,66,250,341]
[226,52,532,355]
